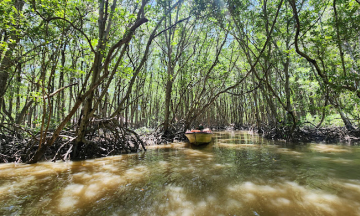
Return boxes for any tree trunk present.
[163,79,173,134]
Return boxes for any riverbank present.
[234,125,360,144]
[1,125,360,163]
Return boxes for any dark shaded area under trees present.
[1,0,360,163]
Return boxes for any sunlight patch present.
[217,143,260,149]
[226,180,360,215]
[147,143,187,149]
[84,183,101,199]
[310,144,350,153]
[89,172,125,188]
[226,199,242,210]
[73,172,93,181]
[156,185,201,215]
[158,161,168,168]
[213,163,226,168]
[43,161,73,172]
[184,149,213,159]
[271,197,291,207]
[58,196,78,211]
[63,184,84,196]
[277,148,303,155]
[102,164,122,172]
[0,164,61,178]
[0,176,35,198]
[124,165,149,181]
[332,158,353,164]
[343,182,360,193]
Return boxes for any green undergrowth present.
[134,127,155,135]
[300,113,355,128]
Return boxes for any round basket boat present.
[185,129,213,145]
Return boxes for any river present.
[1,131,360,215]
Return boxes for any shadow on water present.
[1,131,360,215]
[188,141,213,151]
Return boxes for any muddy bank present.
[0,126,190,163]
[0,128,147,163]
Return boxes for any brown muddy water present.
[1,131,360,216]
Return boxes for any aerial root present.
[0,119,147,163]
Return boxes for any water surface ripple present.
[1,131,360,215]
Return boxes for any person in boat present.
[189,124,211,133]
[198,124,204,130]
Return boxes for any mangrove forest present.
[0,0,360,162]
[2,0,360,215]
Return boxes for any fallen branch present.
[52,136,76,162]
[63,145,73,161]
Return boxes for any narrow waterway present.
[1,131,360,215]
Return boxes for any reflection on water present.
[1,131,360,215]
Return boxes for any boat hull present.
[185,133,213,145]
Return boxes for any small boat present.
[185,129,213,145]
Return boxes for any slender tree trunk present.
[163,79,173,133]
[333,0,347,77]
[329,96,355,130]
[15,63,21,118]
[57,45,66,122]
[0,0,24,108]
